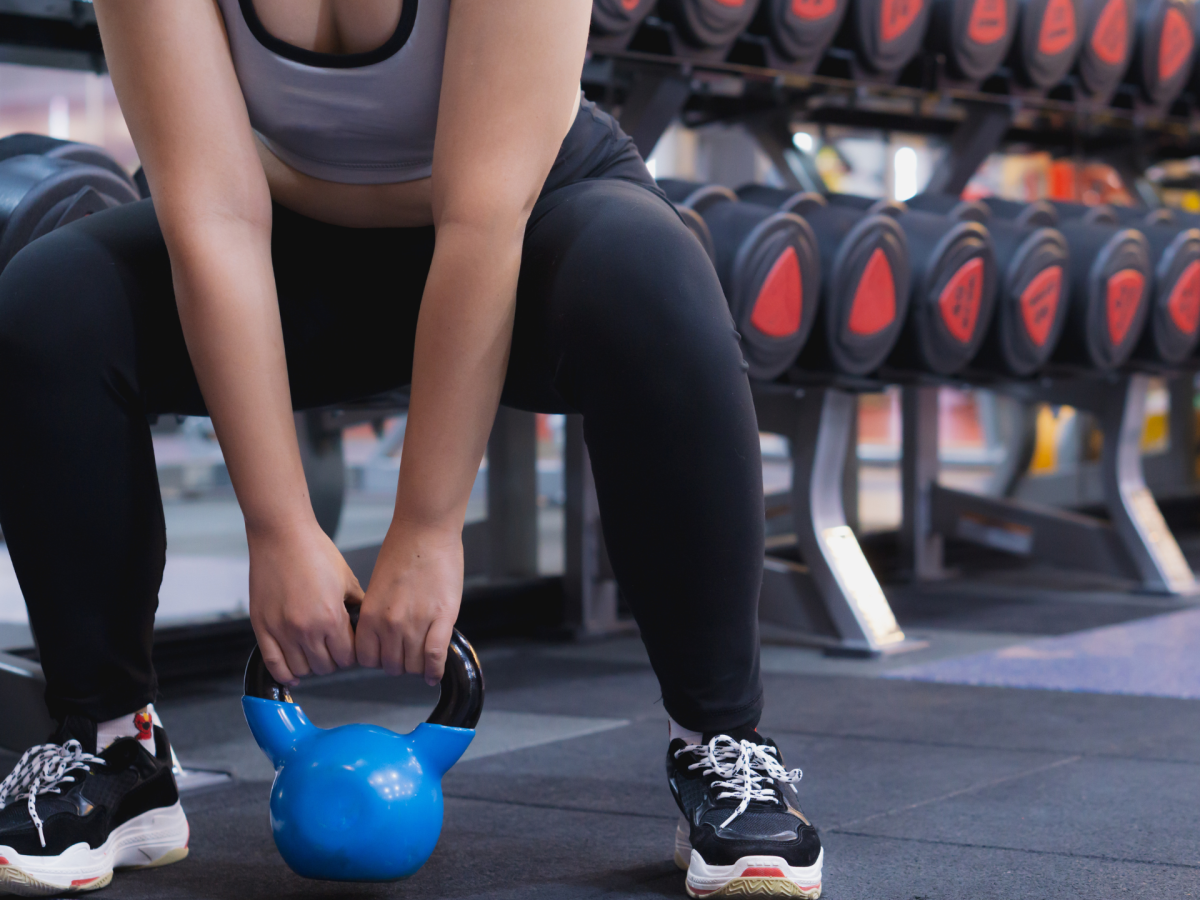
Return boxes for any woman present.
[0,1,822,897]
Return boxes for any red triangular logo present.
[1020,265,1062,347]
[1106,268,1145,346]
[792,0,839,20]
[1159,6,1194,82]
[1167,259,1200,336]
[968,0,1007,45]
[939,257,985,343]
[1091,0,1128,65]
[880,0,924,43]
[848,248,896,336]
[750,247,804,338]
[1038,0,1077,56]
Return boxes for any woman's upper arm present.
[93,0,270,240]
[432,0,592,230]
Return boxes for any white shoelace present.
[676,734,803,829]
[0,741,105,847]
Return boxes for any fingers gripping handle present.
[243,619,485,730]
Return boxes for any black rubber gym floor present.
[3,570,1199,899]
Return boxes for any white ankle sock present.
[668,717,703,745]
[96,706,154,751]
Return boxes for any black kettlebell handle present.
[243,608,485,730]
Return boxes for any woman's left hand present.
[355,518,464,685]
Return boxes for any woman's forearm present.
[394,218,525,532]
[168,222,315,538]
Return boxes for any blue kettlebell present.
[241,623,484,882]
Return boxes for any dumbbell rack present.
[753,381,918,655]
[582,38,1200,646]
[585,48,1200,177]
[900,371,1199,595]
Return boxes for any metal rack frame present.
[900,374,1199,596]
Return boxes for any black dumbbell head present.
[886,210,999,374]
[674,204,719,266]
[703,200,824,380]
[658,178,740,212]
[0,133,133,185]
[802,199,912,374]
[979,196,1059,227]
[1128,0,1196,108]
[753,0,851,67]
[1075,0,1136,100]
[1054,223,1152,370]
[1133,225,1200,364]
[837,0,935,74]
[657,0,764,50]
[591,0,657,37]
[1108,206,1177,228]
[0,155,141,274]
[736,186,914,375]
[1049,199,1119,225]
[905,191,991,222]
[926,0,1019,82]
[1008,0,1084,88]
[974,222,1071,375]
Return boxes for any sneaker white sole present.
[0,802,189,897]
[674,816,822,898]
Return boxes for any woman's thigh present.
[0,199,435,416]
[503,176,738,412]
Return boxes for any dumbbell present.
[990,199,1153,370]
[925,0,1019,84]
[1097,206,1200,364]
[745,0,851,72]
[832,0,934,76]
[589,0,657,51]
[656,0,765,61]
[0,134,140,275]
[990,199,1158,370]
[1007,0,1084,90]
[674,205,719,266]
[1109,205,1178,229]
[1125,0,1195,109]
[1190,0,1200,100]
[908,193,1070,376]
[1074,0,1136,103]
[0,132,132,182]
[1047,199,1118,225]
[738,186,912,376]
[902,194,1075,376]
[1131,224,1200,364]
[825,194,998,375]
[659,180,822,380]
[978,196,1059,227]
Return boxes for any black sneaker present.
[0,716,189,896]
[667,727,822,898]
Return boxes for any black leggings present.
[0,116,765,733]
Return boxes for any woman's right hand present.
[247,519,364,686]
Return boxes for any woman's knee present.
[0,227,132,380]
[531,180,740,377]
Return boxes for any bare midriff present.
[256,137,435,228]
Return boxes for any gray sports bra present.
[215,0,449,184]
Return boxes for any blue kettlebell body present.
[243,697,474,881]
[241,626,485,882]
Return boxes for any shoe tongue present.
[703,724,763,745]
[51,715,98,754]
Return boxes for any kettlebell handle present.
[243,610,484,730]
